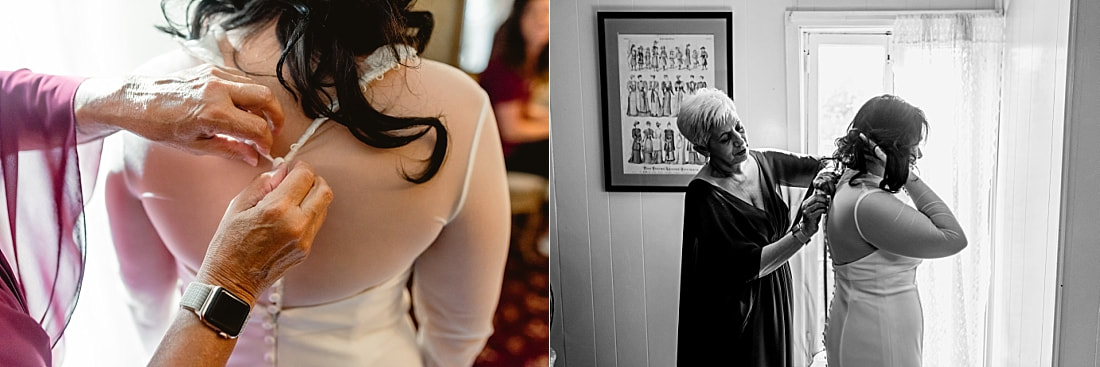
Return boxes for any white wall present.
[988,0,1071,365]
[0,1,176,76]
[415,0,466,67]
[1054,0,1100,364]
[549,0,998,366]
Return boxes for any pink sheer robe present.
[0,69,89,367]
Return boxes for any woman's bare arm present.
[492,100,549,143]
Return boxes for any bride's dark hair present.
[832,94,928,193]
[159,0,447,183]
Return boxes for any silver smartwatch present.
[180,282,252,339]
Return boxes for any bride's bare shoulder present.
[400,58,487,104]
[372,57,489,136]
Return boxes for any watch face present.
[205,288,250,337]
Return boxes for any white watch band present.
[181,282,213,312]
[180,282,251,338]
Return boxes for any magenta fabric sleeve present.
[0,69,89,366]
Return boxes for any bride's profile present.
[822,94,968,367]
[103,0,510,366]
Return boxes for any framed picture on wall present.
[597,11,734,192]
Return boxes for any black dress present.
[677,149,820,366]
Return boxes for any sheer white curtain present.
[0,1,175,366]
[785,185,819,367]
[891,13,1004,367]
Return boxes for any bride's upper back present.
[825,170,888,265]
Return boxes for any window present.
[458,0,513,74]
[787,12,1008,367]
[795,30,895,364]
[804,33,892,157]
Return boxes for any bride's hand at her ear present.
[858,133,888,164]
[859,133,922,183]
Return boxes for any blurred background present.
[0,0,548,365]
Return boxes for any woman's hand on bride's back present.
[75,64,286,166]
[798,193,830,238]
[196,161,334,305]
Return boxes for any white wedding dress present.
[825,249,923,367]
[823,169,966,367]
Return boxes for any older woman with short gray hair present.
[675,88,830,366]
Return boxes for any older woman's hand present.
[74,64,285,166]
[194,161,333,305]
[813,168,840,198]
[797,193,830,239]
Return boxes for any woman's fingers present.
[207,65,252,82]
[300,176,334,214]
[205,106,275,157]
[859,133,888,162]
[804,202,828,213]
[803,207,827,220]
[802,194,830,207]
[206,65,284,133]
[227,162,289,214]
[222,80,285,135]
[120,64,284,164]
[193,135,261,167]
[267,161,319,207]
[801,194,831,223]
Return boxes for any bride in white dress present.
[103,1,510,366]
[822,95,967,367]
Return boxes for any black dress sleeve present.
[758,148,822,188]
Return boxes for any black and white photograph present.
[553,1,1100,367]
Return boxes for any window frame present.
[803,32,893,156]
[783,11,896,154]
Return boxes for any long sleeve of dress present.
[854,178,968,259]
[759,149,822,188]
[103,144,179,355]
[0,69,85,150]
[411,97,511,367]
[0,69,88,366]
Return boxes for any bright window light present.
[459,0,513,74]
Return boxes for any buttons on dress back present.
[262,278,285,365]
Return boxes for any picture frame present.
[597,11,733,192]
